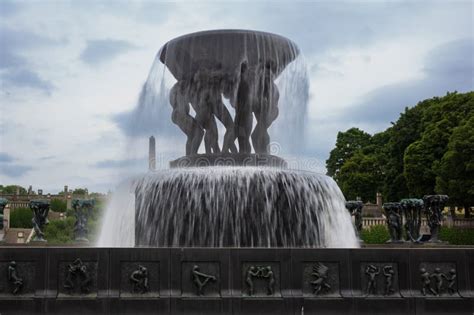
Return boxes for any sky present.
[0,0,473,193]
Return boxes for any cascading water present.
[98,30,359,248]
[99,167,358,247]
[135,167,357,247]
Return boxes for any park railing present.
[362,217,474,229]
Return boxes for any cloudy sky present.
[0,0,472,193]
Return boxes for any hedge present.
[9,207,33,228]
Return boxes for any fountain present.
[2,30,471,315]
[99,30,358,248]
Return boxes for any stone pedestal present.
[170,153,287,168]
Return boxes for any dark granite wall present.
[0,248,472,315]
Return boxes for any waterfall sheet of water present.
[97,180,136,247]
[98,167,359,248]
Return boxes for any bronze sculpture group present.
[420,267,456,296]
[423,195,449,242]
[169,60,280,156]
[382,195,449,243]
[364,264,396,296]
[64,258,92,294]
[345,201,363,236]
[245,265,276,296]
[160,30,299,157]
[29,200,50,242]
[72,199,94,242]
[383,203,403,243]
[0,197,7,231]
[400,199,423,242]
[21,198,94,243]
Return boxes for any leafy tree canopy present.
[0,185,28,195]
[326,91,474,214]
[326,127,371,179]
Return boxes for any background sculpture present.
[0,197,7,232]
[383,202,403,243]
[345,201,363,236]
[72,199,95,242]
[29,200,50,242]
[423,195,449,242]
[0,198,8,242]
[400,198,423,242]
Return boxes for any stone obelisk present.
[149,136,156,171]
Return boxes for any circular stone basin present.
[159,29,299,80]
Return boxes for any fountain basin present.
[159,29,299,80]
[134,167,358,248]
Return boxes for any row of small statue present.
[129,264,220,296]
[7,260,276,297]
[6,258,146,296]
[1,198,95,243]
[5,260,457,297]
[364,264,456,297]
[0,198,8,230]
[346,195,449,243]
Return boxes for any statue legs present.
[171,108,203,155]
[195,111,220,154]
[252,83,279,154]
[235,103,253,154]
[32,217,44,240]
[212,100,238,153]
[170,82,203,155]
[235,63,253,154]
[193,90,220,154]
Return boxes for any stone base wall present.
[0,247,472,314]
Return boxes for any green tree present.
[403,92,474,198]
[50,199,67,212]
[72,188,88,195]
[326,128,371,179]
[403,140,436,196]
[0,185,28,195]
[337,151,383,202]
[435,116,474,218]
[326,91,474,205]
[44,217,75,244]
[383,102,429,201]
